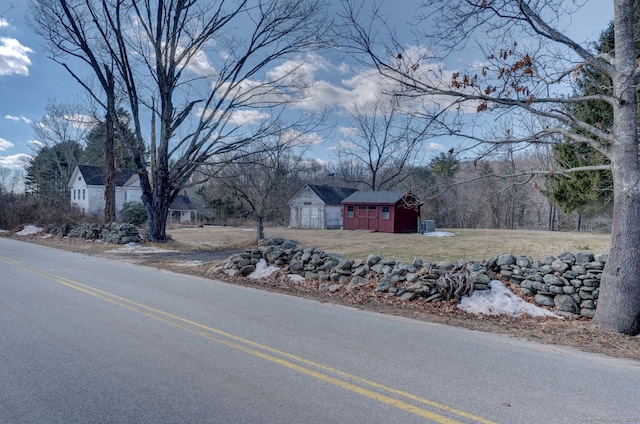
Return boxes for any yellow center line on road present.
[3,257,498,424]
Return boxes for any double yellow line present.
[2,256,497,424]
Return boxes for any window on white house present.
[82,189,85,200]
[73,190,75,200]
[125,191,128,201]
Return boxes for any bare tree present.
[334,94,432,191]
[0,167,21,195]
[206,130,311,241]
[343,0,640,334]
[29,0,329,241]
[29,0,123,222]
[25,102,91,198]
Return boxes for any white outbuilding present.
[289,184,358,230]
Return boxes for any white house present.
[68,165,142,218]
[289,184,358,230]
[68,165,198,222]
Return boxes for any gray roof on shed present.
[306,184,359,205]
[78,165,138,186]
[341,191,406,205]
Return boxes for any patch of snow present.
[15,225,44,236]
[423,231,454,237]
[248,258,279,279]
[174,260,203,267]
[287,274,305,283]
[105,242,177,254]
[458,280,562,319]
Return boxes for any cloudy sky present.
[0,0,613,171]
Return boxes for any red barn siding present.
[342,192,420,233]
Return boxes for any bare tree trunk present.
[548,204,556,232]
[103,103,116,223]
[257,215,265,242]
[147,158,171,242]
[593,0,640,334]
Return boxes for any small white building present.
[68,165,141,218]
[168,194,198,223]
[289,184,358,230]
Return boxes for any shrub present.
[120,201,147,226]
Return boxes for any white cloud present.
[297,81,352,112]
[335,139,357,150]
[229,109,270,126]
[303,132,323,146]
[36,114,96,132]
[0,37,33,76]
[0,18,8,28]
[29,139,44,149]
[426,142,445,151]
[337,126,358,137]
[64,114,97,128]
[186,48,217,77]
[0,153,31,168]
[266,53,331,82]
[280,129,323,147]
[0,137,14,151]
[4,114,32,124]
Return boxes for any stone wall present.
[486,252,606,318]
[219,238,492,304]
[218,238,605,318]
[49,222,141,244]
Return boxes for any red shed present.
[341,191,421,233]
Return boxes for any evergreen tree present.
[83,110,138,169]
[547,20,631,218]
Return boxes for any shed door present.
[356,205,378,230]
[301,207,321,229]
[367,206,377,230]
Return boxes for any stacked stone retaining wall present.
[48,222,141,244]
[218,238,606,318]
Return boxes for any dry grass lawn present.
[168,226,611,263]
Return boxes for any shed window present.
[347,205,354,218]
[359,205,367,210]
[369,206,376,210]
[382,206,390,220]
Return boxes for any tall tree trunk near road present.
[592,0,640,334]
[103,103,116,223]
[594,180,640,334]
[257,215,265,242]
[146,155,172,242]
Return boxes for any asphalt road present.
[1,237,638,423]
